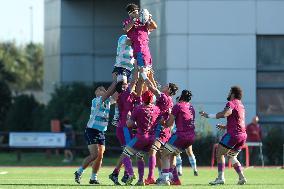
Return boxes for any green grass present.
[0,166,283,189]
[0,152,118,166]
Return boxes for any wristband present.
[208,114,217,119]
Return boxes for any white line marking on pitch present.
[0,172,8,175]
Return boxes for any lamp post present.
[29,6,33,43]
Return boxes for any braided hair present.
[168,83,178,96]
[179,90,192,102]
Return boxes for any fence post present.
[16,149,22,162]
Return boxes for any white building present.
[44,0,284,132]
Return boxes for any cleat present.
[209,178,225,185]
[89,179,100,184]
[109,173,121,185]
[135,180,145,186]
[145,177,156,185]
[178,171,182,176]
[194,170,198,176]
[156,179,170,186]
[74,171,81,184]
[155,177,162,184]
[121,174,129,184]
[125,175,135,185]
[237,178,247,185]
[171,179,181,185]
[169,172,173,181]
[121,173,136,183]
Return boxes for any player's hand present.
[160,118,166,126]
[148,14,153,23]
[216,124,226,130]
[199,111,208,118]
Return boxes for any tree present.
[0,61,13,130]
[0,42,43,92]
[4,94,45,131]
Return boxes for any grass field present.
[0,166,283,189]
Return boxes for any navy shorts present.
[84,128,105,146]
[65,140,74,149]
[112,66,131,81]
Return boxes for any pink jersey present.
[131,104,160,136]
[226,99,246,135]
[156,93,173,120]
[172,102,195,137]
[155,93,173,139]
[117,88,136,127]
[122,18,152,67]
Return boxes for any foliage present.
[0,42,43,91]
[263,127,284,165]
[0,81,12,130]
[194,105,213,137]
[3,94,45,131]
[181,135,216,166]
[44,82,110,131]
[0,61,13,130]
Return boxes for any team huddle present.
[74,3,248,186]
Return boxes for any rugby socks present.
[122,156,134,176]
[217,163,225,180]
[176,155,182,173]
[233,164,245,179]
[172,166,179,181]
[188,154,197,172]
[161,169,170,181]
[91,173,97,180]
[112,167,120,175]
[123,170,129,177]
[137,159,145,182]
[77,166,84,175]
[148,155,156,179]
[158,168,162,178]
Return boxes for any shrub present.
[263,127,284,165]
[4,94,44,131]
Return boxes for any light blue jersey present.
[114,35,135,71]
[86,96,111,132]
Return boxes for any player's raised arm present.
[147,16,158,31]
[123,4,139,33]
[123,18,136,33]
[128,65,139,93]
[199,106,232,119]
[140,69,160,98]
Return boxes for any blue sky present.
[0,0,43,44]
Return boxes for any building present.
[44,0,284,133]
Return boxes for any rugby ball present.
[139,9,150,25]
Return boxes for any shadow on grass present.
[0,183,283,187]
[0,183,115,187]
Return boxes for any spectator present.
[246,116,262,165]
[62,118,75,163]
[246,116,261,142]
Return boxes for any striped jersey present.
[114,35,135,71]
[86,96,111,132]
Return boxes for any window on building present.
[257,35,284,123]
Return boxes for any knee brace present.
[227,150,239,158]
[227,150,239,165]
[164,143,181,156]
[123,147,135,157]
[151,143,160,152]
[136,151,144,159]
